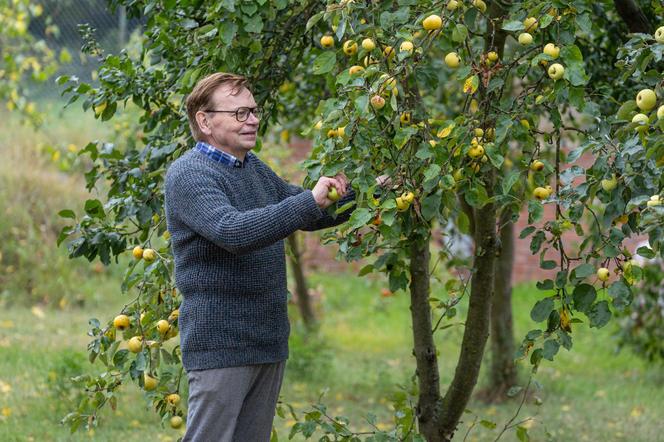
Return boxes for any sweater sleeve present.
[165,163,325,255]
[257,162,357,231]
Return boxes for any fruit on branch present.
[400,112,411,124]
[170,416,183,429]
[632,113,649,132]
[548,63,565,80]
[447,0,459,11]
[399,41,414,54]
[370,95,386,110]
[343,40,358,56]
[445,52,461,68]
[349,65,364,76]
[647,195,661,207]
[422,14,442,31]
[361,38,375,51]
[523,17,539,32]
[533,186,551,200]
[157,319,171,335]
[396,196,410,211]
[636,89,657,111]
[468,145,485,159]
[518,32,533,45]
[596,267,610,282]
[600,174,617,192]
[530,160,545,172]
[143,373,158,391]
[655,26,664,44]
[128,336,143,353]
[320,35,334,48]
[142,248,156,262]
[543,43,560,59]
[132,246,144,259]
[486,51,499,63]
[113,314,130,331]
[473,0,487,13]
[657,105,664,120]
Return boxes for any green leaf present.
[542,339,560,361]
[502,20,524,31]
[572,284,596,313]
[313,52,337,75]
[84,199,105,219]
[306,12,324,32]
[531,297,554,322]
[516,425,530,442]
[616,100,637,121]
[502,170,520,195]
[452,24,468,42]
[480,420,497,429]
[536,279,554,290]
[421,191,441,221]
[607,280,632,309]
[561,45,589,86]
[636,246,655,259]
[348,208,372,229]
[588,301,611,328]
[424,164,441,181]
[519,226,536,239]
[572,263,594,279]
[527,199,543,223]
[58,209,76,219]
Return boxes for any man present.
[165,73,384,441]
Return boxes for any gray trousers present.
[182,361,286,442]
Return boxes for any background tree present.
[57,0,663,440]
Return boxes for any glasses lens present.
[236,108,249,122]
[252,107,262,119]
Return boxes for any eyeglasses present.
[203,106,262,122]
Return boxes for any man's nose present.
[246,112,260,124]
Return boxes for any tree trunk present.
[438,170,497,441]
[487,211,517,401]
[613,0,652,34]
[408,233,443,440]
[286,233,316,330]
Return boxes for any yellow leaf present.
[31,305,45,319]
[1,407,11,417]
[437,124,455,138]
[463,75,479,94]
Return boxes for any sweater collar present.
[195,142,250,168]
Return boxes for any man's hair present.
[185,73,250,141]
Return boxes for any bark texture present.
[408,234,442,440]
[488,212,517,401]
[286,233,316,330]
[438,171,497,441]
[613,0,652,34]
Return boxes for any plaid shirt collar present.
[195,141,248,168]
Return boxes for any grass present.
[1,270,662,441]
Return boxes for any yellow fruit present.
[402,191,415,203]
[327,187,340,202]
[343,40,358,56]
[533,187,550,200]
[487,51,499,62]
[518,32,533,45]
[647,195,661,207]
[600,174,617,192]
[370,95,386,110]
[113,314,130,331]
[422,14,442,31]
[363,55,377,66]
[656,26,664,43]
[157,319,170,335]
[128,336,143,353]
[531,160,545,172]
[523,17,538,32]
[170,416,184,429]
[444,52,461,68]
[548,63,565,80]
[320,35,334,48]
[543,43,560,59]
[399,41,414,54]
[361,38,375,51]
[166,393,181,406]
[383,46,395,59]
[349,65,364,76]
[474,128,484,137]
[143,374,158,391]
[657,105,664,120]
[132,246,144,260]
[327,128,338,138]
[453,169,464,182]
[636,89,657,111]
[520,119,531,129]
[336,126,346,137]
[142,248,157,262]
[400,112,411,124]
[597,267,610,282]
[395,197,410,212]
[632,113,649,132]
[473,0,487,13]
[468,145,485,159]
[168,309,179,322]
[446,0,459,10]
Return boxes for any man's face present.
[196,84,259,156]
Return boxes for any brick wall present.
[281,137,644,283]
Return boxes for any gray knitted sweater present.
[164,148,353,371]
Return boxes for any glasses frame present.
[203,106,262,122]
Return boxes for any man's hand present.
[312,175,348,208]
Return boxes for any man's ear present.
[195,111,212,135]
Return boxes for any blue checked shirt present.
[195,141,248,168]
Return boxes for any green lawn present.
[1,270,662,441]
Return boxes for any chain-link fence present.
[28,0,143,98]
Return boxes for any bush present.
[615,262,664,363]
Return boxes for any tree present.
[57,0,663,440]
